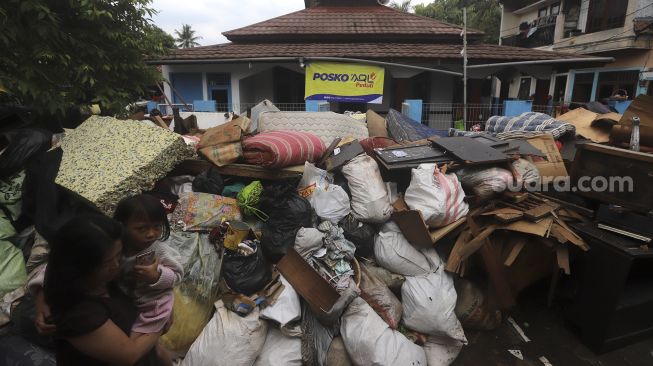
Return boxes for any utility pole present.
[462,7,468,127]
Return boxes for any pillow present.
[366,110,389,137]
[242,130,326,169]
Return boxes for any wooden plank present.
[445,229,472,273]
[556,245,571,275]
[480,237,516,310]
[500,218,554,237]
[216,163,304,180]
[549,224,570,244]
[429,217,467,243]
[530,192,594,217]
[504,239,526,266]
[554,217,590,251]
[458,224,497,261]
[152,115,169,129]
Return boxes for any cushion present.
[55,116,196,215]
[258,112,369,145]
[242,130,326,169]
[366,110,389,137]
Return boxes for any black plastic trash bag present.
[0,128,52,180]
[192,167,224,195]
[259,183,312,263]
[340,214,376,259]
[222,245,271,296]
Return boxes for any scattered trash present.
[539,356,553,365]
[508,317,531,343]
[508,349,524,360]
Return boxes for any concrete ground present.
[453,282,653,366]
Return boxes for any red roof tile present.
[152,42,590,63]
[222,6,484,42]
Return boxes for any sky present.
[151,0,434,46]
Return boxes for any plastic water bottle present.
[629,116,640,152]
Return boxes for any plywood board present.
[277,248,340,314]
[430,136,510,164]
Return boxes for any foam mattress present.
[258,111,369,145]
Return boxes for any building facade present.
[500,0,653,107]
[150,0,612,128]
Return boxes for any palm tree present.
[174,24,202,48]
[390,0,412,12]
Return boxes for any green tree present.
[149,25,176,50]
[0,0,168,118]
[175,24,202,48]
[390,0,413,12]
[414,0,502,44]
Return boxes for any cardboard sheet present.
[620,94,653,128]
[527,135,568,178]
[500,218,554,237]
[556,108,617,143]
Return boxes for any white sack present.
[373,222,432,276]
[511,158,541,188]
[294,227,324,259]
[340,297,427,366]
[423,336,463,366]
[456,167,513,200]
[404,164,469,228]
[182,300,268,366]
[260,275,301,328]
[253,326,302,366]
[313,185,351,223]
[341,154,392,223]
[401,256,466,343]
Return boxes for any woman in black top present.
[44,215,161,365]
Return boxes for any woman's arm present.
[67,319,159,366]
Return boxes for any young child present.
[31,194,183,365]
[113,194,184,363]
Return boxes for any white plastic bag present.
[373,222,432,276]
[182,300,268,366]
[401,253,466,343]
[404,164,468,228]
[456,167,513,200]
[423,336,463,366]
[340,297,427,366]
[298,162,333,200]
[341,154,392,223]
[253,326,302,366]
[313,185,351,223]
[260,276,301,328]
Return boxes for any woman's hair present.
[44,215,124,317]
[113,194,170,241]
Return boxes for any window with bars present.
[586,0,629,33]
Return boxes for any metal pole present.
[463,7,468,127]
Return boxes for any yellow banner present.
[305,62,385,104]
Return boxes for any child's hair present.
[113,194,170,241]
[45,215,124,316]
